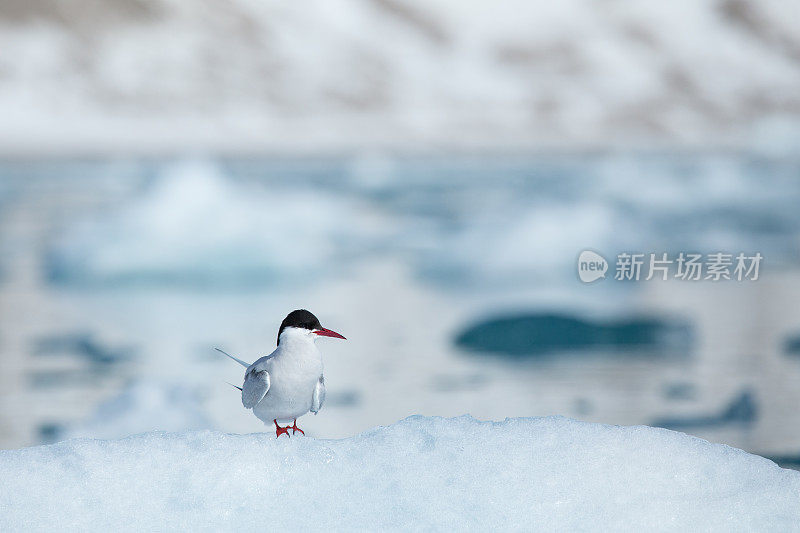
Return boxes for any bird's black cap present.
[278,309,322,344]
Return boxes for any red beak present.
[313,327,346,340]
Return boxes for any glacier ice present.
[1,415,798,531]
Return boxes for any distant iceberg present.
[45,160,380,289]
[41,155,800,292]
[1,416,798,531]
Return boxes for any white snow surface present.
[1,0,799,153]
[1,416,798,531]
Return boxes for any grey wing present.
[311,376,325,414]
[242,366,270,409]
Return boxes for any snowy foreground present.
[1,416,799,531]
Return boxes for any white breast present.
[252,328,323,423]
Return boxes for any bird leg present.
[274,419,290,438]
[290,419,305,436]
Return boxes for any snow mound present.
[1,416,798,531]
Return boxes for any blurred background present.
[1,0,800,467]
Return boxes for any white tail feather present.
[215,347,250,368]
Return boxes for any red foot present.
[290,419,304,436]
[274,419,290,438]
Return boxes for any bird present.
[217,309,345,438]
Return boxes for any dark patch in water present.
[765,455,800,472]
[37,423,63,444]
[784,335,800,356]
[652,390,757,430]
[573,398,594,416]
[453,312,692,357]
[33,332,133,365]
[431,373,489,392]
[663,381,697,401]
[324,390,360,408]
[28,368,110,388]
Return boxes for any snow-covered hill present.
[1,416,798,531]
[1,0,799,153]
